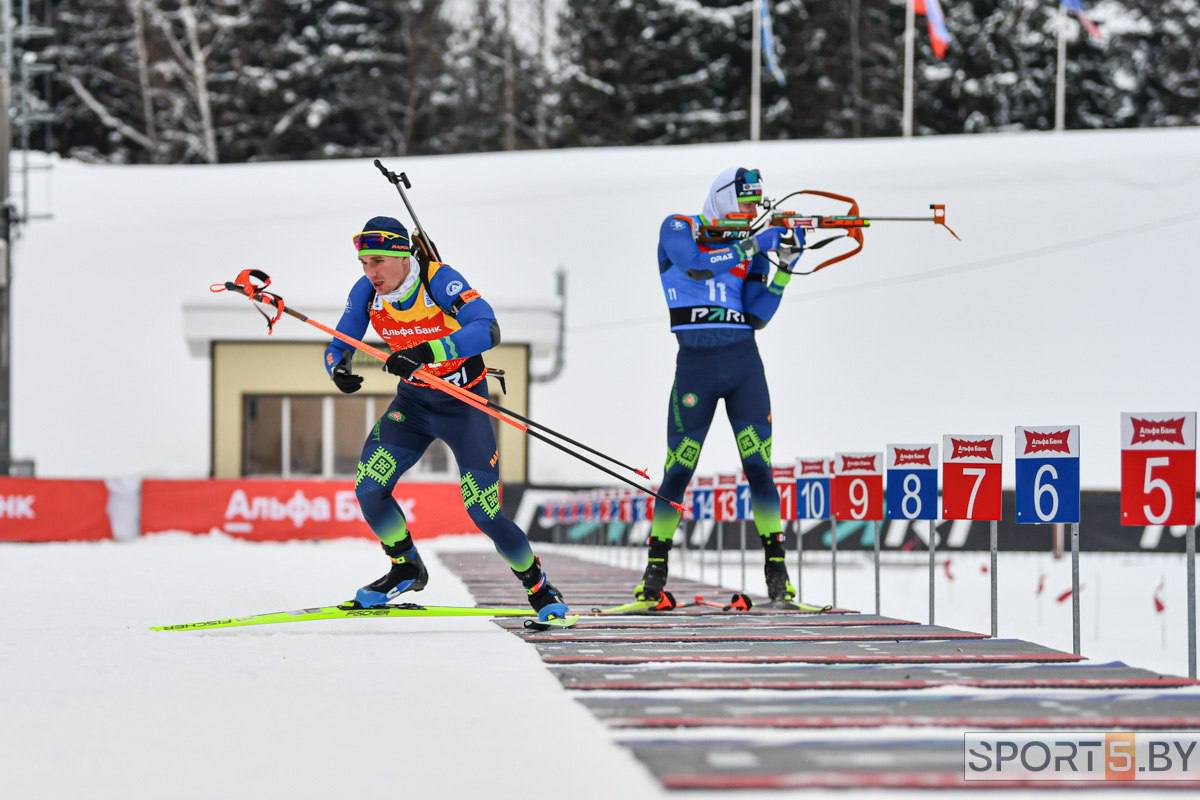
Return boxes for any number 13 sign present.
[1120,412,1196,526]
[942,434,1002,520]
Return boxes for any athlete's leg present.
[435,383,568,618]
[351,394,436,606]
[725,347,794,602]
[636,357,721,600]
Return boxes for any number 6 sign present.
[1015,426,1080,524]
[831,452,883,521]
[942,435,1002,520]
[1120,412,1196,526]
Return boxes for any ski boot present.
[514,557,570,623]
[352,540,429,608]
[762,532,797,603]
[634,538,671,601]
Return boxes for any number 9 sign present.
[1120,412,1196,526]
[831,452,883,521]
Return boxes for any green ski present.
[590,591,678,615]
[153,602,537,632]
[522,614,581,631]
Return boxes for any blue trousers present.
[354,379,535,571]
[651,337,780,541]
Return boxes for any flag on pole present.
[761,1,787,86]
[914,0,951,60]
[1061,0,1103,40]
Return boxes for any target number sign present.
[942,435,1002,520]
[1120,412,1196,526]
[795,457,831,520]
[831,452,884,521]
[714,475,740,522]
[885,444,939,521]
[1014,426,1080,524]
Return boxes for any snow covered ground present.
[2,534,1196,798]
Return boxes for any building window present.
[242,394,456,479]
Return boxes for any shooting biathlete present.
[636,166,806,605]
[326,215,570,623]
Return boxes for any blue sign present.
[884,444,939,521]
[691,487,714,521]
[796,477,830,520]
[1015,426,1081,524]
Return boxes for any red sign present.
[941,434,1002,521]
[141,479,477,541]
[0,478,112,542]
[830,452,883,521]
[1120,412,1197,526]
[774,464,797,521]
[1022,429,1072,455]
[714,474,739,522]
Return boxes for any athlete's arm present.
[658,216,747,279]
[323,276,373,374]
[425,265,500,360]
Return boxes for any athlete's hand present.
[331,350,363,394]
[753,226,787,253]
[779,228,806,271]
[384,342,435,379]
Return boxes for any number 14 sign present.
[942,434,1002,520]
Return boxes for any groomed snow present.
[2,535,1196,799]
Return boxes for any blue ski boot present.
[353,541,429,608]
[513,557,570,622]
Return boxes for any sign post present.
[1016,426,1081,651]
[1120,412,1197,677]
[714,474,741,590]
[795,457,830,604]
[943,434,1003,629]
[831,452,884,608]
[885,444,939,618]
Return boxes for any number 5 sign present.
[1120,412,1196,526]
[831,452,884,521]
[1015,426,1080,524]
[942,435,1002,520]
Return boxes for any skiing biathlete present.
[326,215,569,622]
[636,167,805,605]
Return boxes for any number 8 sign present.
[831,452,883,521]
[942,434,1002,520]
[1120,412,1196,526]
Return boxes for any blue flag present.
[761,2,786,86]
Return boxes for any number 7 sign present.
[1120,412,1196,526]
[942,434,1002,520]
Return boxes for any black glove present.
[779,228,807,272]
[384,341,436,379]
[331,350,363,394]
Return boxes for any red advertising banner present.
[141,479,477,541]
[0,478,112,542]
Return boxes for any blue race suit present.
[325,262,537,572]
